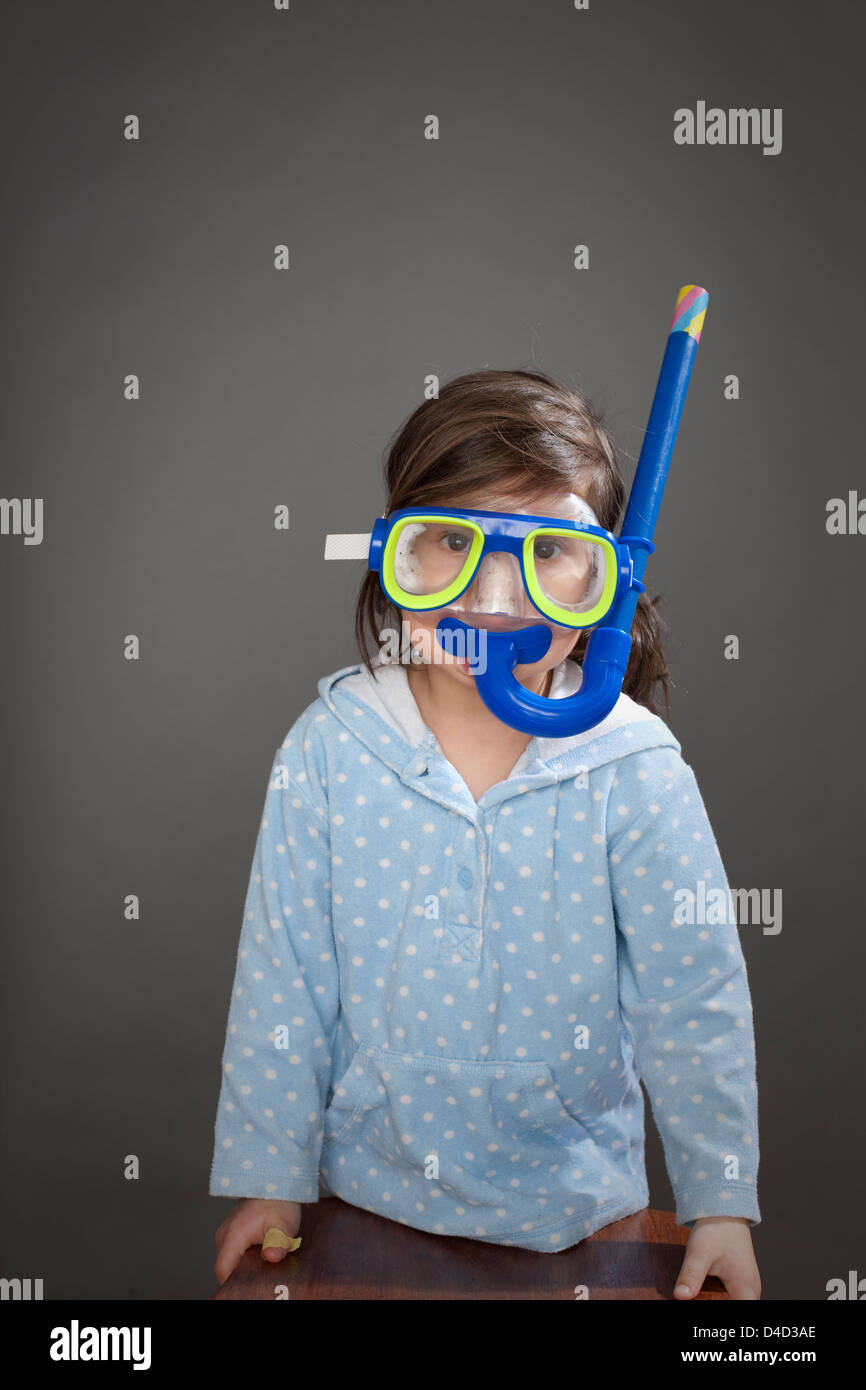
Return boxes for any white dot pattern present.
[208,676,760,1249]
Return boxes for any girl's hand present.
[673,1216,761,1300]
[214,1198,302,1285]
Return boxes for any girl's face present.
[398,489,594,690]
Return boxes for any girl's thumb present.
[261,1226,302,1261]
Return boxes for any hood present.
[315,657,680,792]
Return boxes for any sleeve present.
[607,748,761,1229]
[208,741,339,1203]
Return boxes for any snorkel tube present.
[435,284,709,736]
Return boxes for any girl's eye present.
[441,530,470,553]
[533,537,561,561]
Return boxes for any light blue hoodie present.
[209,658,760,1252]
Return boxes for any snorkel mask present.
[325,285,708,737]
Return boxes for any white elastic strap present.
[324,533,372,560]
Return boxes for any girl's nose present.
[459,551,527,617]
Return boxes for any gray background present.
[1,0,863,1300]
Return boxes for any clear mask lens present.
[528,530,610,615]
[392,520,478,597]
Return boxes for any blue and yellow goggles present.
[368,506,649,630]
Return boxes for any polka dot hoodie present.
[209,658,760,1252]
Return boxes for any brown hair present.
[354,368,670,718]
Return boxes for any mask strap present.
[324,533,371,560]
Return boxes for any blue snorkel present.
[434,285,709,736]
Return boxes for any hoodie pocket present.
[323,1051,383,1146]
[526,1073,631,1195]
[526,1073,599,1144]
[323,1042,598,1199]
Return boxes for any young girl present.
[210,369,761,1299]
